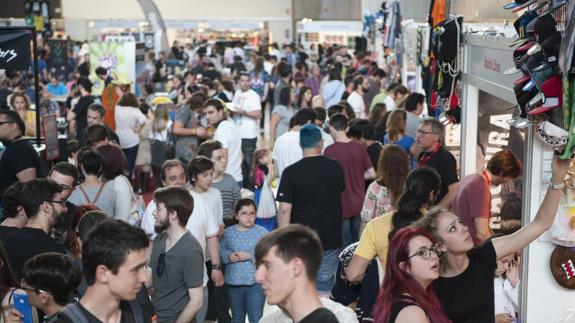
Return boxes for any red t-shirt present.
[451,173,491,246]
[324,141,373,218]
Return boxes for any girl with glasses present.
[373,227,450,323]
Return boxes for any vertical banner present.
[0,30,32,70]
[48,39,69,80]
[42,115,60,161]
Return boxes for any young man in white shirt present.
[187,156,232,323]
[231,72,262,188]
[203,99,243,187]
[346,76,369,119]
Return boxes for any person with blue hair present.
[276,124,346,295]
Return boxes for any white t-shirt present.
[113,175,134,223]
[272,130,302,181]
[347,91,366,119]
[214,119,243,182]
[321,128,334,151]
[140,188,218,286]
[148,119,173,141]
[232,89,261,139]
[197,188,223,226]
[259,297,359,323]
[384,95,396,111]
[115,105,148,149]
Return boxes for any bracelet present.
[191,128,197,136]
[211,264,222,270]
[550,182,565,190]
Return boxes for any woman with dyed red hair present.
[374,227,451,323]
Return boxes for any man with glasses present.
[4,179,67,280]
[7,253,82,322]
[148,186,204,323]
[0,110,43,202]
[48,162,79,244]
[415,118,459,208]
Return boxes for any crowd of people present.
[0,38,567,323]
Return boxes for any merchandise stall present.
[460,27,573,323]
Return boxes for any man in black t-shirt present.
[416,118,459,208]
[0,110,43,199]
[50,220,151,323]
[256,225,339,323]
[4,179,68,281]
[66,77,95,146]
[277,124,345,294]
[0,182,27,243]
[48,162,80,245]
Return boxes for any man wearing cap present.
[66,77,95,146]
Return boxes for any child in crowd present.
[252,148,277,231]
[220,199,268,323]
[197,140,241,227]
[494,250,520,322]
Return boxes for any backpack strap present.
[55,302,90,323]
[91,182,106,205]
[78,186,93,205]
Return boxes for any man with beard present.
[4,179,67,280]
[148,187,204,322]
[346,75,369,119]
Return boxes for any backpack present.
[47,300,144,323]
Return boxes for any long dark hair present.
[374,227,451,323]
[390,167,441,239]
[0,244,18,300]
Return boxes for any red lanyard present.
[482,170,491,188]
[417,144,442,168]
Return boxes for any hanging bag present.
[256,175,277,219]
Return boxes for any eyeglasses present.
[408,246,442,260]
[46,200,67,206]
[21,286,48,294]
[416,129,437,136]
[156,252,166,278]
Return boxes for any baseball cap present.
[503,0,537,11]
[527,75,563,115]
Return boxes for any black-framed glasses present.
[408,246,442,260]
[46,200,67,206]
[156,252,166,278]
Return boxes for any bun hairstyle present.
[389,167,441,240]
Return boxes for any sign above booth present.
[297,21,362,33]
[464,33,518,103]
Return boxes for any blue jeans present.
[122,145,139,178]
[227,284,265,323]
[341,216,361,247]
[316,248,340,293]
[241,138,257,189]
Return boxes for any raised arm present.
[493,155,570,258]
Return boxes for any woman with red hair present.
[374,227,451,323]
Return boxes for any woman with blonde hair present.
[385,109,419,168]
[10,92,35,137]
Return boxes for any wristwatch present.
[551,182,565,190]
[211,263,222,270]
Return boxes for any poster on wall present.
[48,39,69,81]
[477,90,525,232]
[89,42,136,96]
